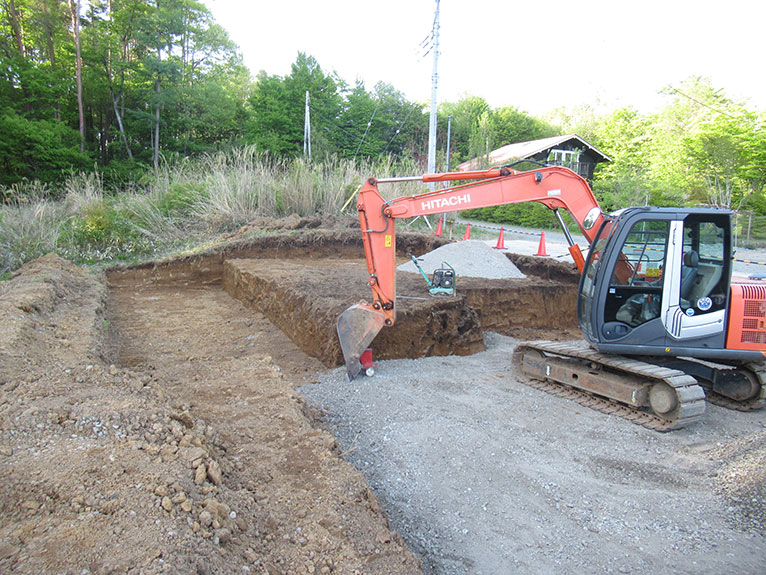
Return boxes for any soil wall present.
[222,259,486,367]
[459,278,578,333]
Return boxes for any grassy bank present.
[1,149,423,277]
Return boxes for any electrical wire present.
[309,98,417,159]
[383,104,418,153]
[354,99,380,160]
[663,86,738,119]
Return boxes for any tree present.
[0,0,88,184]
[592,107,652,211]
[246,53,342,158]
[67,0,85,151]
[332,80,418,161]
[685,109,766,209]
[439,95,490,164]
[438,97,556,168]
[490,106,557,147]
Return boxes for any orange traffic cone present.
[463,222,471,240]
[493,226,505,249]
[535,231,549,256]
[435,217,443,236]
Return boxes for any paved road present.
[453,218,766,279]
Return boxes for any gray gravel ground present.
[300,332,766,575]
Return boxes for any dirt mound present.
[222,213,358,241]
[398,240,526,279]
[0,253,106,377]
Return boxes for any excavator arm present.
[338,166,605,379]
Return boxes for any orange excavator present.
[337,166,766,430]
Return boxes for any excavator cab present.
[577,207,759,362]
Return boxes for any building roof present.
[456,134,611,172]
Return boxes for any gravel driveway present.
[301,333,765,575]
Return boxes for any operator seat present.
[680,250,699,301]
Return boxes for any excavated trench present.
[107,228,580,366]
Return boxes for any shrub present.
[157,181,208,217]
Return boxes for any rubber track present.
[512,341,707,432]
[705,362,766,412]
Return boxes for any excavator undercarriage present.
[512,341,765,430]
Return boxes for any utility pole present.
[445,114,452,172]
[442,114,452,227]
[427,0,440,182]
[303,90,311,159]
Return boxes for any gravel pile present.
[398,240,526,279]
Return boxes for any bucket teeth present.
[337,304,385,380]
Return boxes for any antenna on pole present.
[303,90,311,159]
[427,0,440,186]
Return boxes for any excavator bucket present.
[337,304,385,380]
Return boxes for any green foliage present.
[544,103,604,142]
[0,111,89,186]
[58,198,143,256]
[574,77,766,214]
[438,97,556,169]
[157,181,208,216]
[67,201,117,247]
[591,107,652,212]
[1,0,246,181]
[246,53,342,158]
[462,203,558,230]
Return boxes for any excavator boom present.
[339,166,603,379]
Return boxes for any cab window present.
[604,220,668,327]
[680,217,727,314]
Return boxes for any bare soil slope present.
[0,253,420,574]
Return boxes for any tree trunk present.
[7,0,25,56]
[41,1,59,121]
[153,51,161,171]
[68,0,86,152]
[113,96,134,159]
[105,0,133,160]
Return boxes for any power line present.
[308,102,382,158]
[353,99,381,160]
[308,102,362,141]
[383,104,418,153]
[309,98,420,159]
[663,86,738,119]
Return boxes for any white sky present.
[207,0,765,116]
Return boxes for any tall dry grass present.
[0,200,64,274]
[0,149,427,274]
